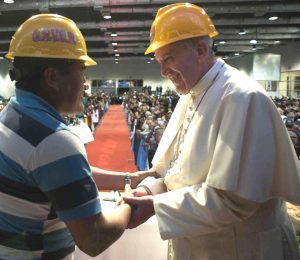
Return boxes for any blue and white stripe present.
[0,89,101,259]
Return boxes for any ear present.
[195,40,209,58]
[43,67,60,91]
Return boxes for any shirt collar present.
[190,58,225,97]
[11,88,66,123]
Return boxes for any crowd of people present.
[65,92,110,132]
[64,91,129,134]
[123,91,179,170]
[273,96,300,158]
[121,93,300,173]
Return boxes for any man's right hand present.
[130,170,159,188]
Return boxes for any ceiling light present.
[147,61,151,64]
[110,32,118,37]
[4,0,14,3]
[269,16,278,21]
[114,58,119,61]
[115,61,119,64]
[112,42,118,46]
[219,41,226,44]
[274,40,281,44]
[238,29,246,35]
[250,39,257,44]
[234,53,239,56]
[113,49,118,52]
[103,12,111,19]
[115,53,120,57]
[150,57,155,61]
[102,8,111,20]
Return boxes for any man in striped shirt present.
[0,14,135,260]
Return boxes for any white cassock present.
[139,59,300,260]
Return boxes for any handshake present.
[115,170,159,229]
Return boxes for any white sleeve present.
[138,176,167,195]
[153,183,260,240]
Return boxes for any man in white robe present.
[123,3,300,260]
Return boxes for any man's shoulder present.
[222,68,267,99]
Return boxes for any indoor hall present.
[0,1,300,260]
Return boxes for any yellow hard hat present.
[6,14,96,66]
[145,3,218,55]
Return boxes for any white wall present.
[226,54,254,76]
[86,59,174,92]
[227,41,300,73]
[265,41,300,72]
[226,41,300,97]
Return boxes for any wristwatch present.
[124,173,132,195]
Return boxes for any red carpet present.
[86,105,137,172]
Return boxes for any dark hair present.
[10,57,75,93]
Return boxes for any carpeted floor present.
[86,105,137,172]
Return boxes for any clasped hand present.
[116,186,155,229]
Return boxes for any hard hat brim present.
[5,52,97,67]
[82,55,97,66]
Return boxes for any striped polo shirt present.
[0,89,101,259]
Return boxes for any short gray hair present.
[178,36,214,57]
